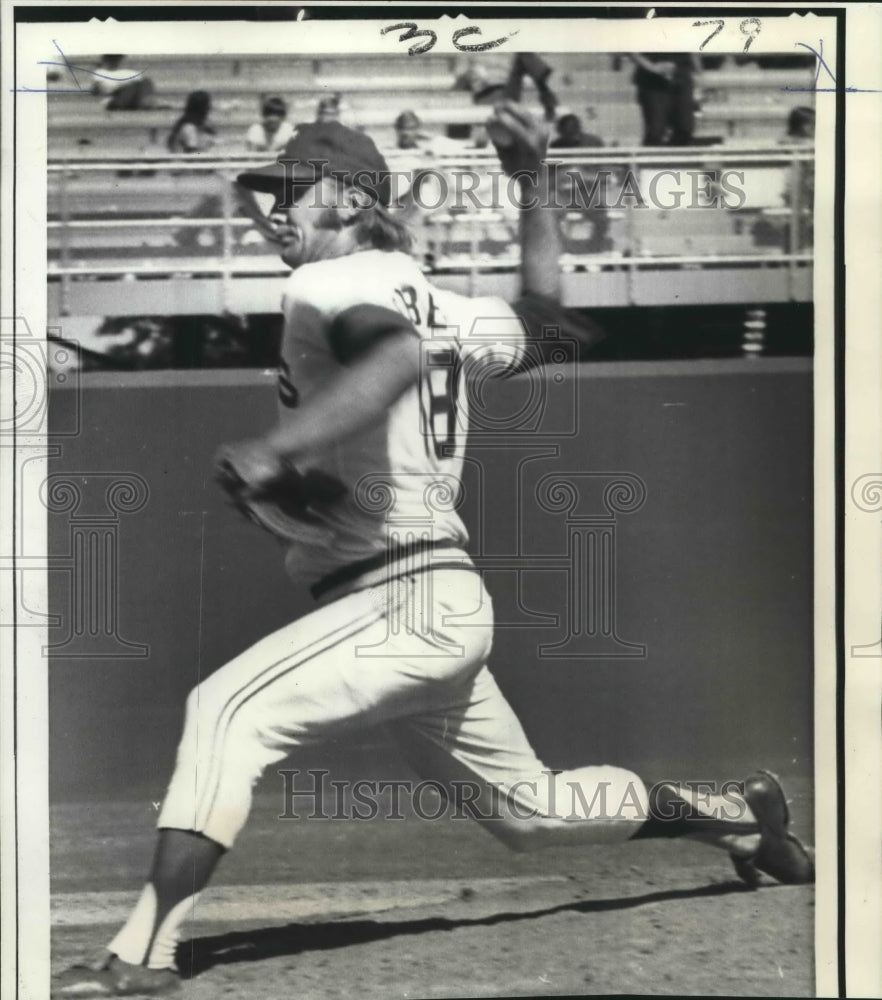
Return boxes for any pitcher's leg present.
[99,594,388,978]
[392,666,650,850]
[392,666,782,859]
[91,573,493,983]
[158,596,387,848]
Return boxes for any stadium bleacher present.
[47,52,815,332]
[47,52,815,153]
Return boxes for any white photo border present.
[3,4,878,999]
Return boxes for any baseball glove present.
[215,453,347,543]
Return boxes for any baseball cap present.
[236,121,392,206]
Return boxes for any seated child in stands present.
[315,94,342,124]
[546,112,612,256]
[245,96,295,153]
[167,91,216,154]
[786,106,815,142]
[90,54,166,111]
[550,113,604,149]
[462,54,560,148]
[394,110,423,150]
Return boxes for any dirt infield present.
[50,778,814,998]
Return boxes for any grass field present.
[51,777,814,998]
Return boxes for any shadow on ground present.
[179,879,756,978]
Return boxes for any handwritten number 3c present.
[381,23,437,56]
[451,27,519,53]
[382,22,518,55]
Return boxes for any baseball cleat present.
[52,951,180,997]
[731,769,815,886]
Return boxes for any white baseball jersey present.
[156,251,648,863]
[277,248,526,585]
[245,119,296,152]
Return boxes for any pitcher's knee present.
[220,700,286,758]
[488,817,546,853]
[183,676,228,729]
[183,673,266,735]
[485,766,649,852]
[180,683,274,773]
[553,766,649,823]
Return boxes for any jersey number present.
[278,358,299,408]
[424,350,460,459]
[396,285,460,461]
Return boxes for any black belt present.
[310,539,465,601]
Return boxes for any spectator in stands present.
[550,113,604,149]
[550,114,612,255]
[752,106,815,252]
[394,110,423,150]
[315,94,341,124]
[785,107,814,249]
[786,106,815,141]
[447,61,488,141]
[452,60,489,94]
[629,53,701,146]
[391,109,476,161]
[245,96,295,153]
[454,54,557,119]
[167,91,216,154]
[462,54,561,148]
[90,54,165,111]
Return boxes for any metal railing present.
[47,144,814,315]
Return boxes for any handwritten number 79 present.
[739,19,762,53]
[693,19,725,52]
[693,17,762,53]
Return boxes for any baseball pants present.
[158,565,648,850]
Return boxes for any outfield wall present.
[46,359,813,801]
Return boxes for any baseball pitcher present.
[55,103,813,998]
